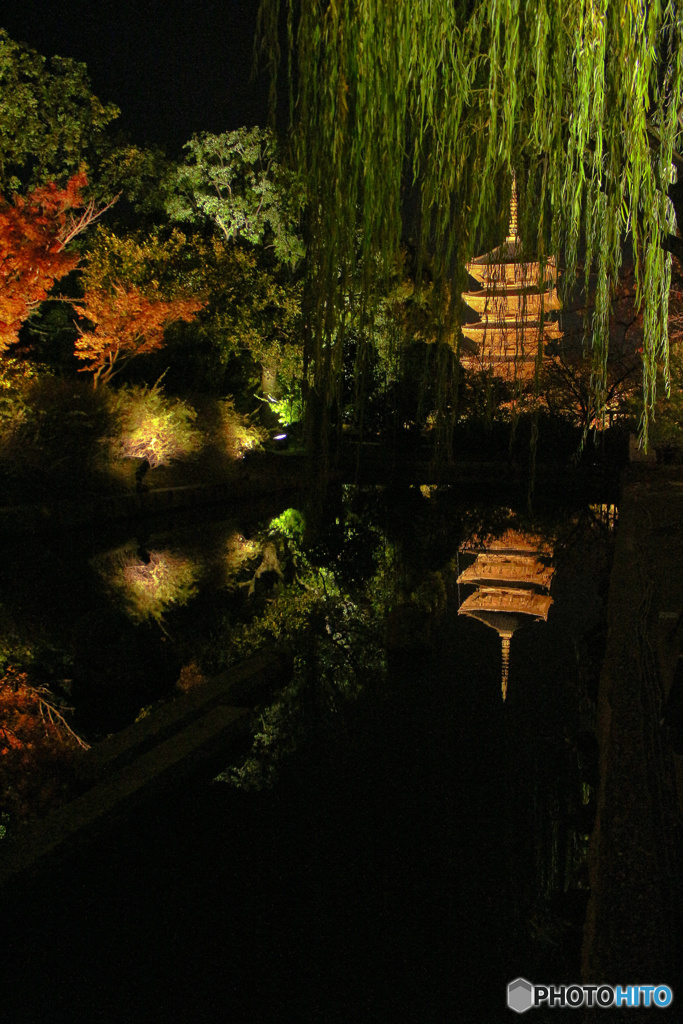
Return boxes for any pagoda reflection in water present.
[457,529,555,700]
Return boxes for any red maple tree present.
[0,172,113,353]
[0,667,87,829]
[74,283,204,386]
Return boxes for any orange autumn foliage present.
[0,172,108,353]
[0,667,86,827]
[74,283,205,386]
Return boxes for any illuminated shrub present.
[264,389,304,429]
[0,358,35,445]
[109,383,203,468]
[217,397,266,459]
[268,507,305,542]
[0,369,114,496]
[107,389,265,473]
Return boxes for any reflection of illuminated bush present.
[222,585,386,790]
[110,384,203,468]
[223,531,261,585]
[176,661,207,692]
[268,507,305,541]
[218,515,386,790]
[99,545,200,625]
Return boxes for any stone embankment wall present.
[0,648,292,892]
[582,467,683,1007]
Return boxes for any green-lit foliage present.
[216,503,388,788]
[268,507,306,541]
[164,130,305,398]
[0,29,170,215]
[259,0,683,446]
[0,29,119,194]
[0,357,44,437]
[94,228,305,397]
[263,388,304,428]
[168,127,306,269]
[81,226,202,298]
[193,241,302,385]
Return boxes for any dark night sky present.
[1,0,271,156]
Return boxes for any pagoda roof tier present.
[458,609,528,638]
[459,358,540,381]
[460,353,539,364]
[460,529,554,555]
[459,358,540,382]
[461,323,562,345]
[457,553,555,589]
[466,250,557,288]
[462,289,562,317]
[459,587,553,620]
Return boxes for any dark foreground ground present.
[0,646,519,1024]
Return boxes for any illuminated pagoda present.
[460,182,562,380]
[457,529,555,700]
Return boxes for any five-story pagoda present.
[460,183,562,380]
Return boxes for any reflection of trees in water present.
[118,549,199,625]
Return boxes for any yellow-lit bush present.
[0,367,114,498]
[217,397,266,459]
[109,383,203,468]
[0,357,40,429]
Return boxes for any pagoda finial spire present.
[507,174,518,242]
[501,633,511,701]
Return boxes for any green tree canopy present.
[258,0,683,444]
[0,29,173,221]
[0,28,119,193]
[168,127,306,269]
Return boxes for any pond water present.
[0,484,615,1021]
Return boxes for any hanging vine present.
[257,0,683,448]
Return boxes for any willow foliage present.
[258,0,683,445]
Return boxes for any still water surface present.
[1,485,614,1021]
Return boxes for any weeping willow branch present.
[258,0,683,449]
